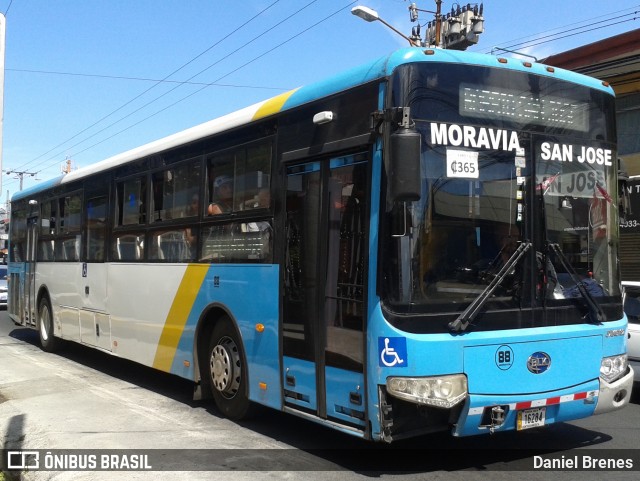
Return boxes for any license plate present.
[517,407,546,430]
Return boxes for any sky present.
[0,0,639,204]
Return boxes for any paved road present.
[0,311,638,480]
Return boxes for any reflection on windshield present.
[537,139,618,303]
[382,124,620,315]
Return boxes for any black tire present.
[38,297,60,353]
[207,317,253,420]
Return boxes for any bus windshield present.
[382,62,621,324]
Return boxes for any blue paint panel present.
[365,301,626,439]
[367,305,625,383]
[329,155,367,170]
[282,356,317,410]
[282,55,389,111]
[453,379,599,436]
[281,48,612,115]
[463,336,602,394]
[171,264,281,410]
[325,366,365,427]
[364,84,387,439]
[12,175,65,202]
[601,317,629,357]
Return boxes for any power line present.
[502,13,639,52]
[65,1,358,162]
[6,68,290,90]
[5,0,357,186]
[490,5,640,49]
[52,1,632,170]
[17,0,325,176]
[480,5,640,54]
[6,2,629,192]
[12,0,284,172]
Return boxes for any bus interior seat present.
[62,238,80,261]
[156,231,189,261]
[116,235,142,261]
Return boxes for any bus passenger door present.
[24,215,39,327]
[80,193,111,351]
[282,154,368,430]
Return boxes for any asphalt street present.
[1,311,639,481]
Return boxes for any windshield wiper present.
[448,241,531,333]
[548,243,606,323]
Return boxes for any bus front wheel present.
[207,318,252,420]
[38,297,60,353]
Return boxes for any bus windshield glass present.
[383,62,620,323]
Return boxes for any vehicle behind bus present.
[621,176,640,384]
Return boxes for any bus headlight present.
[386,374,467,408]
[600,354,628,384]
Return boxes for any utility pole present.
[412,1,484,50]
[61,157,75,174]
[4,170,37,191]
[0,13,6,193]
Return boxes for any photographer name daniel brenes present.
[533,455,634,470]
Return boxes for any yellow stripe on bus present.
[252,88,299,120]
[152,264,208,372]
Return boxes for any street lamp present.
[351,6,419,47]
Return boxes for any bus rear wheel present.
[207,318,252,420]
[38,297,60,353]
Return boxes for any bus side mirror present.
[389,126,422,202]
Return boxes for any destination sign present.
[539,142,613,166]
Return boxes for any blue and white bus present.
[8,47,634,441]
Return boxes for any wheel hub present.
[209,337,241,398]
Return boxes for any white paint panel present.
[107,264,187,365]
[37,262,185,363]
[95,312,111,351]
[56,306,80,342]
[79,309,95,346]
[37,263,83,341]
[61,102,265,185]
[83,263,109,312]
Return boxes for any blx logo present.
[7,451,40,470]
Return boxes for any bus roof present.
[12,47,613,203]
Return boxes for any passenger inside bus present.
[245,187,270,210]
[208,175,234,215]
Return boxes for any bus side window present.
[201,222,272,263]
[150,229,196,262]
[87,196,107,262]
[61,237,80,261]
[37,240,54,261]
[116,177,147,226]
[151,161,200,222]
[113,234,144,261]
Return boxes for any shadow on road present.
[2,414,27,480]
[6,326,634,473]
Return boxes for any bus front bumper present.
[452,369,633,437]
[593,366,634,415]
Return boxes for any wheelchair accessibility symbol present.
[378,337,408,367]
